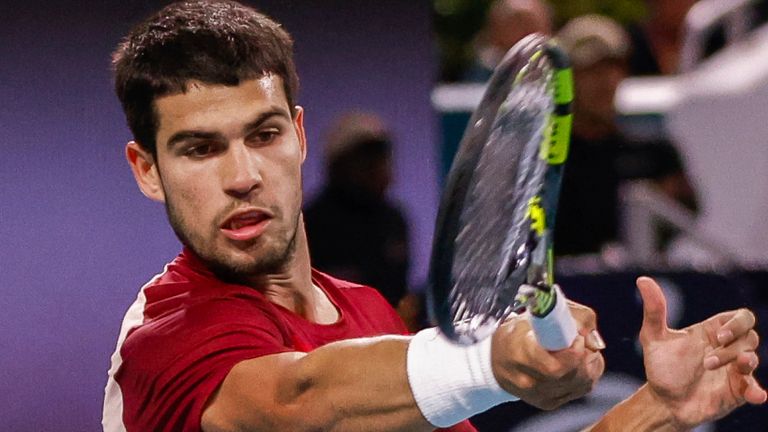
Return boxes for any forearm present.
[283,336,433,431]
[204,335,435,432]
[583,384,686,432]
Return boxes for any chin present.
[167,203,300,280]
[200,251,279,282]
[202,236,296,279]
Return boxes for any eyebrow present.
[165,106,293,150]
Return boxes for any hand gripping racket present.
[428,34,577,350]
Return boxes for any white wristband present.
[406,327,519,428]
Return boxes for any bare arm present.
[584,384,679,432]
[584,277,766,432]
[202,336,433,432]
[202,303,605,432]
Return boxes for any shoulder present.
[111,253,296,431]
[114,280,294,430]
[142,251,286,329]
[121,278,290,370]
[313,269,388,301]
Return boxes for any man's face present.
[573,59,627,128]
[148,76,307,279]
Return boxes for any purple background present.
[0,1,438,429]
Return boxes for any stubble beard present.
[164,197,301,284]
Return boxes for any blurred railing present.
[616,0,768,271]
[680,0,766,72]
[619,181,741,270]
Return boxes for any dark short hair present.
[112,0,299,155]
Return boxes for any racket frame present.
[427,34,574,346]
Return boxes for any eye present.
[248,128,281,146]
[184,142,219,158]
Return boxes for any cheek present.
[165,175,220,226]
[272,153,305,219]
[283,159,304,205]
[274,144,305,187]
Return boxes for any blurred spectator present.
[463,0,552,82]
[627,0,698,75]
[554,14,699,257]
[304,112,423,330]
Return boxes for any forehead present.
[154,75,290,141]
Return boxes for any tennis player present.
[102,1,765,431]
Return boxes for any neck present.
[245,216,339,324]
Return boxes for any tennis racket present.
[427,34,576,350]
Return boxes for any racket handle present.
[530,284,577,351]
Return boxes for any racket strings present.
[449,61,555,329]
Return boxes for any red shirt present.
[103,249,476,431]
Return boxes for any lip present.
[220,208,273,242]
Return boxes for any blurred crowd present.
[463,0,703,264]
[304,111,425,331]
[296,4,768,430]
[305,0,753,326]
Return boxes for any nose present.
[221,141,263,198]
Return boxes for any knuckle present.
[547,354,582,379]
[513,374,535,392]
[540,358,566,378]
[569,306,597,328]
[549,364,569,379]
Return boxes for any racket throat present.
[516,283,558,317]
[511,230,556,316]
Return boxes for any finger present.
[533,341,603,410]
[566,300,606,350]
[585,349,605,382]
[712,308,757,346]
[527,333,601,383]
[733,351,760,375]
[636,276,668,341]
[703,330,759,370]
[742,375,768,405]
[557,336,605,385]
[585,329,606,351]
[534,334,586,379]
[546,375,596,409]
[567,300,597,333]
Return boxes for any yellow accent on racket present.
[528,196,546,236]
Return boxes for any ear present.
[125,141,165,202]
[293,106,307,163]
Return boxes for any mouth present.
[220,209,273,242]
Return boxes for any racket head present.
[427,34,573,344]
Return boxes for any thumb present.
[637,276,669,341]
